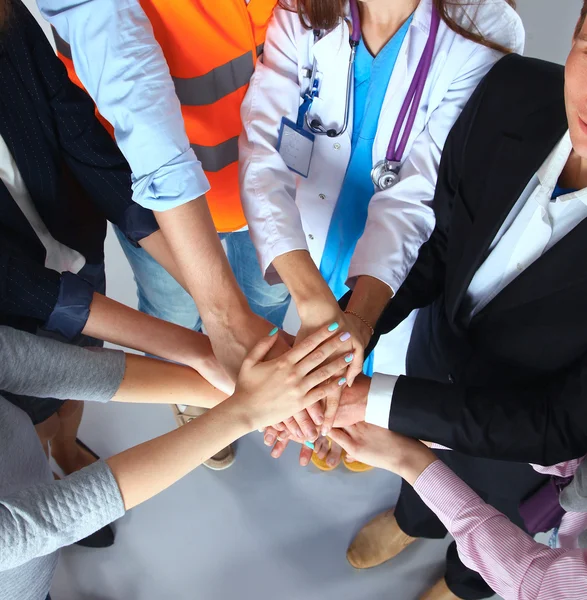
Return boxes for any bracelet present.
[344,310,375,337]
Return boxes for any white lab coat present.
[239,0,524,374]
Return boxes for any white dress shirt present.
[0,135,85,275]
[366,132,587,428]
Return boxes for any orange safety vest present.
[54,0,277,232]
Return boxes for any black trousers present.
[397,305,546,599]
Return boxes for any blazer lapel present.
[446,101,568,324]
[481,214,587,317]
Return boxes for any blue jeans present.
[114,227,291,330]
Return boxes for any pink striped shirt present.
[414,460,587,599]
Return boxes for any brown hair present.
[576,1,587,38]
[285,0,517,54]
[0,0,10,30]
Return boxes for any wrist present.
[209,394,253,436]
[396,448,437,485]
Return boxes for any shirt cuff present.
[44,272,95,340]
[414,460,483,528]
[365,373,398,428]
[131,149,211,212]
[115,203,159,247]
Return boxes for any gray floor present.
[51,396,452,600]
[21,0,580,598]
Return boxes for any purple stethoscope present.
[304,0,440,190]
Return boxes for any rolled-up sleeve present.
[44,272,95,340]
[37,0,210,211]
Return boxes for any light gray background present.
[19,1,583,599]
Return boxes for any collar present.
[537,131,587,205]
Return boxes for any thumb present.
[328,427,355,454]
[242,328,279,368]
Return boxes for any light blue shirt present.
[319,16,413,375]
[37,0,210,211]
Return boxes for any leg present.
[114,226,202,330]
[224,230,291,328]
[50,400,98,475]
[34,412,61,458]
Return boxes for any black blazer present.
[0,1,157,332]
[372,54,587,466]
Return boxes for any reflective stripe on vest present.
[54,0,277,232]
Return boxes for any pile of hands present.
[196,304,436,482]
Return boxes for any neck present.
[358,0,419,55]
[560,150,587,190]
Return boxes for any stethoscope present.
[303,0,441,190]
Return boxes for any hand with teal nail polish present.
[228,322,355,432]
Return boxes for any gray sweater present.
[0,326,127,600]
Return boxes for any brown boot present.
[419,578,462,600]
[346,509,417,569]
[171,405,235,471]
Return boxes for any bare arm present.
[81,292,233,394]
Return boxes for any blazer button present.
[319,193,326,200]
[308,234,314,240]
[333,143,341,150]
[448,374,455,384]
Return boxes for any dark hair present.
[0,0,10,30]
[576,1,587,38]
[284,0,517,54]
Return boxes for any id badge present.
[277,117,315,178]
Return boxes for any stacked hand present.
[330,424,437,485]
[226,323,356,431]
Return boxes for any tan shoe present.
[171,405,235,471]
[347,509,417,569]
[419,578,462,600]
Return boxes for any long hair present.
[284,0,517,54]
[0,0,10,30]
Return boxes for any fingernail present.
[269,327,279,336]
[264,434,275,445]
[321,426,329,436]
[339,331,351,342]
[328,322,339,332]
[277,431,289,441]
[301,456,310,466]
[304,440,315,450]
[327,457,336,466]
[338,377,347,386]
[271,449,280,458]
[315,414,324,425]
[344,353,354,363]
[296,428,304,439]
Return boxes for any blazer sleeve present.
[0,231,94,339]
[361,61,494,354]
[18,3,158,245]
[389,355,587,465]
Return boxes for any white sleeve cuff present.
[365,373,398,429]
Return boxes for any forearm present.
[346,276,393,345]
[154,199,250,324]
[413,461,581,600]
[272,250,337,318]
[389,374,587,465]
[138,230,188,290]
[82,292,213,367]
[107,401,248,509]
[113,354,227,408]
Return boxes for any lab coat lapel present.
[310,21,352,136]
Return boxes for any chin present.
[569,125,587,161]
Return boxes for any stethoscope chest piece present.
[371,159,401,191]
